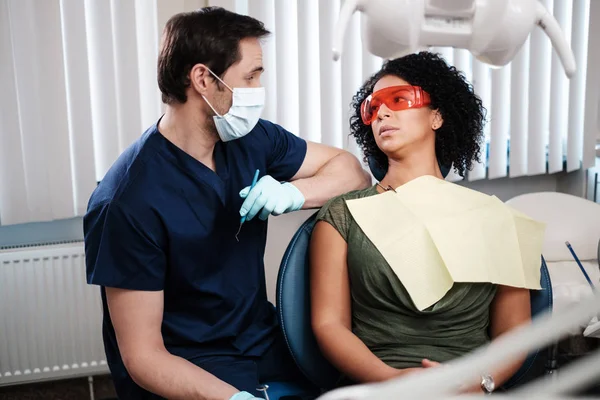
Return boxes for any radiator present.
[0,243,108,386]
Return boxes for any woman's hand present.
[388,359,482,394]
[386,359,440,380]
[420,359,484,394]
[421,359,441,368]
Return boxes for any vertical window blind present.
[0,0,597,226]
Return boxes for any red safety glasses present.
[361,85,431,125]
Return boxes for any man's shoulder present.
[87,125,163,214]
[84,178,163,242]
[253,118,280,133]
[247,119,299,142]
[230,119,289,155]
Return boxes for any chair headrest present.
[367,155,452,181]
[506,192,600,261]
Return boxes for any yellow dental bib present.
[345,175,545,311]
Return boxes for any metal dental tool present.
[235,169,260,242]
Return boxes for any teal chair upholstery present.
[276,213,339,392]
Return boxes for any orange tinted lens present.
[361,95,388,125]
[361,95,374,124]
[361,86,430,125]
[375,86,415,111]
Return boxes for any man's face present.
[222,37,264,89]
[209,37,264,115]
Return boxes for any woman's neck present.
[380,151,443,190]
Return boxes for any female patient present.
[310,52,531,391]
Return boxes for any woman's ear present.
[189,64,211,95]
[431,109,444,131]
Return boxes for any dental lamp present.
[333,0,577,78]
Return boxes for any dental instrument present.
[236,169,260,242]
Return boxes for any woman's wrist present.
[363,364,403,382]
[384,366,422,380]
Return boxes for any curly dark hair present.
[349,51,486,178]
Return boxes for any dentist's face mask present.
[202,68,265,142]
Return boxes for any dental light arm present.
[534,1,577,76]
[333,0,576,78]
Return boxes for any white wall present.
[460,174,558,200]
[264,210,316,302]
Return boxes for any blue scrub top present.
[84,118,307,397]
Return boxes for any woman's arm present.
[437,285,532,394]
[487,285,532,387]
[310,221,420,383]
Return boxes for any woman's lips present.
[379,125,398,136]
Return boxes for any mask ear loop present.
[206,67,234,92]
[201,94,222,117]
[202,67,235,118]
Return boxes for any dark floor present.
[0,374,116,400]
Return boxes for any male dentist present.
[84,6,370,400]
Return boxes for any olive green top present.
[315,186,497,369]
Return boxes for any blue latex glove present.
[229,391,261,400]
[239,175,305,221]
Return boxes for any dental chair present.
[270,158,554,398]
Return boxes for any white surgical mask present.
[202,68,265,142]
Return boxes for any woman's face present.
[369,75,442,158]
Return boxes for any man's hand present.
[229,391,262,400]
[239,175,305,221]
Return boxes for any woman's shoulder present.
[315,186,378,237]
[329,185,379,205]
[319,185,378,214]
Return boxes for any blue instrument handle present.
[240,169,260,224]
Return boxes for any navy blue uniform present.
[84,119,308,398]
